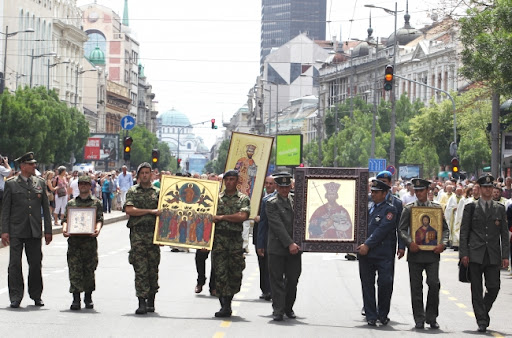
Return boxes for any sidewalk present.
[0,210,128,249]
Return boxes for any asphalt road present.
[0,220,510,338]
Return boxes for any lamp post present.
[365,2,400,167]
[47,59,70,90]
[75,65,97,107]
[29,49,56,88]
[262,79,278,135]
[0,26,34,94]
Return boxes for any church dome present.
[386,11,421,47]
[88,46,105,65]
[158,108,191,127]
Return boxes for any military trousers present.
[67,237,98,293]
[358,255,394,321]
[469,252,501,327]
[408,261,440,323]
[129,231,161,298]
[268,253,301,315]
[212,231,245,297]
[8,237,43,302]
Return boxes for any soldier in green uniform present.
[62,175,103,310]
[212,170,250,318]
[125,162,162,315]
[399,178,449,330]
[266,172,301,321]
[1,152,52,308]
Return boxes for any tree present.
[123,125,159,168]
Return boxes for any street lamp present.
[29,49,56,88]
[365,2,401,167]
[47,59,70,90]
[75,65,97,107]
[0,26,34,93]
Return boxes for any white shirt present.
[69,177,79,197]
[0,165,12,191]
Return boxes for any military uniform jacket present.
[266,193,294,256]
[398,200,449,263]
[1,175,52,238]
[459,200,509,265]
[216,190,250,232]
[365,200,397,259]
[125,184,159,231]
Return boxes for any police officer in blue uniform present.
[358,179,397,326]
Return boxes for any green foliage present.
[303,141,319,166]
[121,125,159,169]
[206,138,230,174]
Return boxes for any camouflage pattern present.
[125,184,161,298]
[212,190,250,297]
[62,194,103,293]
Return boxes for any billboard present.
[398,164,423,180]
[83,134,119,161]
[276,134,302,166]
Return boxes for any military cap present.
[136,162,152,177]
[78,175,92,184]
[274,172,292,186]
[223,169,239,178]
[411,178,431,190]
[477,174,494,187]
[376,170,392,180]
[370,179,390,191]
[15,152,37,164]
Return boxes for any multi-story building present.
[137,63,158,134]
[260,0,326,72]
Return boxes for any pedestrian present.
[211,170,250,317]
[101,173,114,213]
[254,175,277,301]
[1,152,52,308]
[0,154,13,223]
[124,162,162,315]
[53,166,68,225]
[358,179,398,326]
[117,165,133,209]
[62,175,103,310]
[398,178,449,330]
[266,172,300,321]
[460,175,509,333]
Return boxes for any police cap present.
[411,178,430,190]
[370,179,390,191]
[274,172,292,186]
[15,152,37,164]
[477,174,494,187]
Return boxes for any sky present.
[76,0,442,147]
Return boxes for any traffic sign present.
[121,115,135,130]
[386,165,396,175]
[368,158,386,172]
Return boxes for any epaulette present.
[5,176,16,181]
[267,195,278,203]
[385,200,394,207]
[431,201,441,205]
[405,201,415,207]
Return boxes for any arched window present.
[187,143,191,150]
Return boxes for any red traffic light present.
[211,119,215,123]
[211,119,217,129]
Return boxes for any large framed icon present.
[293,167,369,253]
[153,175,220,250]
[410,207,443,250]
[66,207,97,235]
[224,131,274,219]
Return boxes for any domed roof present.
[158,108,191,127]
[386,10,421,47]
[88,46,105,65]
[352,41,369,58]
[197,143,209,153]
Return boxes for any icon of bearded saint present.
[234,144,258,198]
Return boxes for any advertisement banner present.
[83,134,119,161]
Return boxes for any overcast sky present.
[77,0,440,147]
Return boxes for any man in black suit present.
[1,152,52,308]
[460,174,509,333]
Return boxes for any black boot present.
[70,293,81,310]
[84,292,94,309]
[135,297,147,315]
[146,294,155,313]
[215,296,232,317]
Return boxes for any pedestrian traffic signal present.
[151,149,159,168]
[384,65,394,91]
[177,158,182,167]
[211,119,217,129]
[451,157,460,179]
[123,136,133,161]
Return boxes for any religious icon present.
[153,175,220,250]
[410,207,443,250]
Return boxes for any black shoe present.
[428,321,440,329]
[361,307,366,316]
[272,314,284,321]
[70,293,81,310]
[34,299,44,307]
[345,253,357,261]
[195,284,203,294]
[452,246,459,251]
[477,325,487,333]
[259,293,265,299]
[285,311,296,319]
[84,292,94,309]
[10,300,20,308]
[380,317,390,325]
[367,319,377,326]
[215,296,232,317]
[135,297,147,315]
[146,295,155,313]
[263,293,272,301]
[415,322,424,329]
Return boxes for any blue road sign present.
[121,115,135,130]
[368,158,386,172]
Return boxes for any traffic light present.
[177,158,182,167]
[151,149,160,168]
[211,119,217,129]
[451,157,460,179]
[384,65,394,91]
[123,136,133,161]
